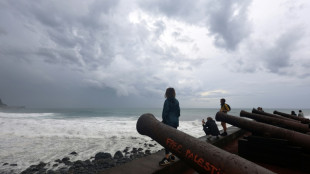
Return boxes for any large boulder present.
[94,152,112,160]
[113,151,123,159]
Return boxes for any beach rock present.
[70,151,78,156]
[68,160,95,174]
[64,160,72,166]
[113,151,123,159]
[131,148,138,153]
[37,162,47,168]
[116,157,129,165]
[46,170,59,174]
[55,159,62,163]
[95,152,112,160]
[60,157,72,166]
[62,157,70,163]
[145,150,151,155]
[122,147,130,153]
[3,163,8,166]
[21,162,47,174]
[130,150,145,159]
[149,144,154,147]
[57,167,68,174]
[138,151,146,158]
[23,147,154,174]
[93,158,115,170]
[10,164,17,166]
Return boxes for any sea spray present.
[0,108,309,173]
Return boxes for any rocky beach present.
[18,143,160,174]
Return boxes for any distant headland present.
[0,98,8,107]
[0,98,25,109]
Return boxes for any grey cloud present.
[139,0,202,24]
[153,20,166,38]
[234,58,257,73]
[233,26,307,78]
[299,73,310,79]
[263,29,304,74]
[171,28,194,43]
[3,0,308,108]
[139,0,252,51]
[36,48,58,64]
[172,31,180,38]
[3,0,123,67]
[0,27,7,36]
[47,28,81,48]
[206,0,252,50]
[1,0,241,98]
[17,0,190,98]
[35,46,85,69]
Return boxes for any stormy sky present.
[0,0,309,108]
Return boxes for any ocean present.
[0,107,309,173]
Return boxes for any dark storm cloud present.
[206,0,252,50]
[262,29,304,74]
[139,0,253,51]
[1,0,309,108]
[1,0,200,107]
[0,0,126,107]
[3,0,121,68]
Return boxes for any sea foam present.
[1,109,308,173]
[0,112,205,173]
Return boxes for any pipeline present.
[240,110,310,133]
[216,112,310,151]
[274,110,310,124]
[136,113,275,174]
[252,108,299,122]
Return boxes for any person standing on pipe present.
[219,98,230,136]
[159,87,181,166]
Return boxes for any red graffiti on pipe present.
[166,138,183,154]
[166,138,224,174]
[185,149,224,174]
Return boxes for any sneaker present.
[169,155,176,162]
[159,157,170,166]
[220,132,227,136]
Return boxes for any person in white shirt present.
[298,110,304,118]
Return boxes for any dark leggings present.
[165,125,178,155]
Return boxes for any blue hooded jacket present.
[162,97,180,127]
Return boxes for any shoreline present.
[1,141,162,174]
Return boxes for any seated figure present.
[202,117,220,139]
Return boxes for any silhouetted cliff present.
[0,98,8,107]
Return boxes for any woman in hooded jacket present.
[159,87,180,166]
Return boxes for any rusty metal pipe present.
[137,113,275,174]
[216,112,310,151]
[240,110,310,133]
[274,110,310,124]
[252,108,299,122]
